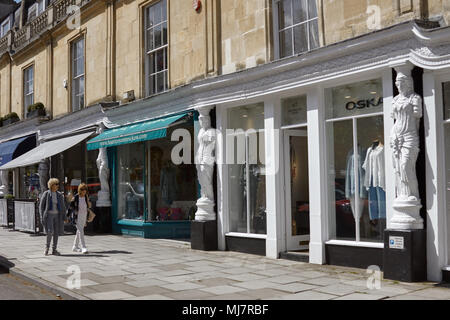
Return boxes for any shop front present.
[87,111,198,239]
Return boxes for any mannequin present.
[362,138,386,229]
[345,145,367,222]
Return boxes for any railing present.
[30,10,49,39]
[9,0,91,53]
[13,27,27,49]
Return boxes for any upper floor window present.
[1,18,10,37]
[71,37,85,112]
[144,0,168,97]
[37,0,46,15]
[24,66,34,117]
[275,0,319,58]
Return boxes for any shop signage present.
[345,97,383,111]
[389,236,404,249]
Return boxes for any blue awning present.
[0,135,36,166]
[86,113,189,150]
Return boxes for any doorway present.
[284,129,310,251]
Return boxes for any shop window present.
[19,165,40,199]
[282,94,307,126]
[71,37,85,112]
[115,118,197,222]
[147,123,197,222]
[117,142,145,220]
[275,0,319,59]
[227,103,267,235]
[23,65,34,117]
[144,0,168,97]
[326,78,385,243]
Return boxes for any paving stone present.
[314,284,363,296]
[252,268,293,277]
[300,277,343,287]
[223,273,267,282]
[266,275,307,284]
[124,294,174,300]
[221,267,255,275]
[159,282,205,292]
[233,280,278,290]
[200,285,246,295]
[125,279,169,288]
[85,290,136,300]
[207,293,254,300]
[280,290,337,300]
[335,293,388,300]
[409,287,450,299]
[386,294,437,300]
[241,288,290,300]
[122,285,173,297]
[193,277,239,287]
[165,289,215,300]
[272,282,318,293]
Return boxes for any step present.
[280,251,309,263]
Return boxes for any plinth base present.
[391,199,423,230]
[383,229,426,282]
[191,220,217,251]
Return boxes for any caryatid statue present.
[96,125,111,207]
[38,158,49,195]
[195,106,216,221]
[389,66,423,229]
[0,170,9,196]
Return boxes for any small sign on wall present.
[389,236,405,249]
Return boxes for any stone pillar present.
[38,158,49,197]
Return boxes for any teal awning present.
[87,113,188,150]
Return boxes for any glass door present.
[284,129,309,251]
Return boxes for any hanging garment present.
[368,185,386,220]
[362,145,385,191]
[160,166,177,205]
[344,146,367,200]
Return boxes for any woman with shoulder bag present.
[69,183,93,254]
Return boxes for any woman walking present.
[69,183,91,254]
[40,178,66,256]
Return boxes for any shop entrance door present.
[284,129,310,251]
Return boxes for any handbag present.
[87,208,96,223]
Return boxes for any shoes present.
[72,246,81,253]
[81,248,88,254]
[44,248,49,256]
[52,249,61,256]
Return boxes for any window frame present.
[143,0,168,97]
[1,18,10,37]
[23,65,34,118]
[272,0,319,59]
[70,36,85,112]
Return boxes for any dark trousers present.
[46,214,59,250]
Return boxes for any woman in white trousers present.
[69,183,91,254]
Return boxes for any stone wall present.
[221,0,270,75]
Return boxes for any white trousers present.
[73,210,87,249]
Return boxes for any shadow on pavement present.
[0,256,15,272]
[90,250,133,255]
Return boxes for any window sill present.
[325,239,384,249]
[225,232,267,240]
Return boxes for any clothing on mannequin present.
[362,140,386,222]
[160,161,177,206]
[344,146,367,221]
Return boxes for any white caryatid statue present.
[195,106,216,221]
[389,65,423,230]
[38,158,49,195]
[96,126,111,207]
[0,170,9,197]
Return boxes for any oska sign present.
[345,97,383,111]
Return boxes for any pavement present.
[0,267,61,300]
[0,227,449,300]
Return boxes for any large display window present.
[115,117,197,222]
[19,165,40,199]
[326,78,386,243]
[227,103,267,235]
